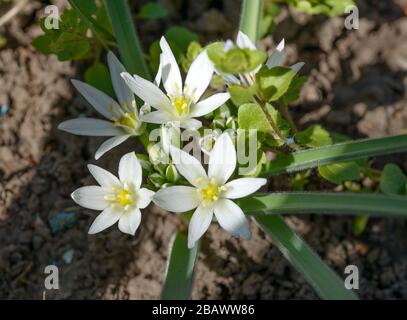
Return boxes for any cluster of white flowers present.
[60,32,286,248]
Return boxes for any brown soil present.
[1,0,407,299]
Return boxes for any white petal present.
[266,39,285,69]
[208,133,236,185]
[169,146,207,187]
[140,110,173,124]
[118,152,142,188]
[121,72,171,111]
[87,164,120,188]
[190,92,230,117]
[184,51,213,102]
[88,206,121,234]
[118,209,141,235]
[188,204,214,248]
[291,62,305,74]
[221,72,241,85]
[179,118,202,129]
[214,199,251,239]
[236,31,256,50]
[107,51,135,109]
[153,186,200,212]
[58,118,123,136]
[71,186,109,210]
[138,188,155,209]
[160,36,183,96]
[71,79,120,119]
[95,134,131,160]
[224,178,267,199]
[154,58,162,86]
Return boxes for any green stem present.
[104,0,150,79]
[240,0,263,43]
[281,100,297,134]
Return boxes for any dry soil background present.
[0,0,407,299]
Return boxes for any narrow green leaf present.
[240,0,263,42]
[254,215,358,299]
[239,192,407,218]
[380,164,406,195]
[261,134,407,177]
[104,0,150,79]
[161,231,199,300]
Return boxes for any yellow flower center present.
[172,96,190,116]
[200,183,220,202]
[118,111,139,129]
[116,189,133,207]
[105,184,137,210]
[197,178,227,205]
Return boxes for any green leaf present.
[296,124,332,147]
[104,0,150,79]
[32,34,54,55]
[182,41,203,71]
[240,0,263,42]
[149,27,198,73]
[84,62,114,96]
[239,192,407,218]
[165,26,198,52]
[161,231,199,300]
[352,215,369,236]
[138,2,168,19]
[284,76,307,103]
[50,33,90,60]
[318,161,360,184]
[256,66,296,102]
[69,0,114,42]
[254,214,358,300]
[238,103,290,145]
[261,134,407,177]
[228,84,256,105]
[380,164,406,195]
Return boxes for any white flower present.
[153,133,267,248]
[218,31,305,85]
[58,52,155,160]
[71,152,154,235]
[121,37,230,130]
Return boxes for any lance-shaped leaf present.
[238,192,407,218]
[261,134,407,177]
[254,214,358,300]
[161,231,199,300]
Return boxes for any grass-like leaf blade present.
[254,214,359,299]
[240,0,263,42]
[161,231,199,300]
[239,192,407,217]
[104,0,150,79]
[261,134,407,176]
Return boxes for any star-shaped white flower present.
[153,133,267,248]
[71,152,154,235]
[58,52,160,160]
[218,31,305,85]
[121,37,230,130]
